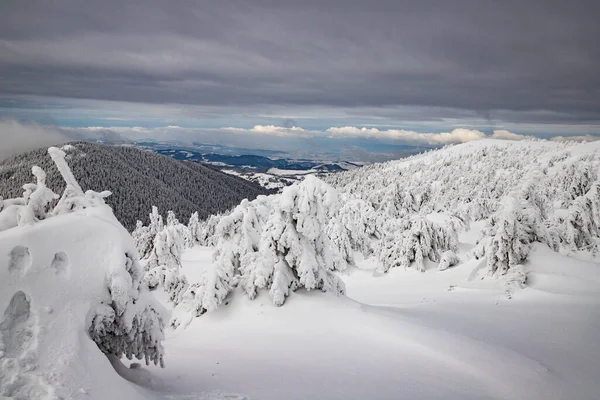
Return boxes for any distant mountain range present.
[134,141,363,173]
[0,142,269,230]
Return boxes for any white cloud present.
[221,125,305,136]
[325,126,486,145]
[0,120,72,161]
[490,130,534,141]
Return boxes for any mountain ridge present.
[0,142,270,230]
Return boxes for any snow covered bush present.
[437,250,460,271]
[503,264,528,299]
[172,176,346,327]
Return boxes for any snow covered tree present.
[244,177,345,305]
[167,210,191,249]
[149,205,164,234]
[88,252,165,367]
[132,221,153,259]
[556,178,600,251]
[187,211,200,246]
[197,213,222,246]
[240,178,346,305]
[143,209,189,304]
[172,177,346,327]
[376,216,458,273]
[472,195,543,276]
[327,197,383,266]
[133,206,166,259]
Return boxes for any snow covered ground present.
[221,169,294,190]
[3,139,600,399]
[138,235,600,400]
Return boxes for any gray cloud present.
[0,1,598,127]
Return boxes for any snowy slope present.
[0,207,164,399]
[2,139,600,400]
[138,238,600,400]
[135,138,600,400]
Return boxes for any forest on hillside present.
[0,142,269,230]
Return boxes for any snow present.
[0,208,164,399]
[221,169,294,190]
[138,239,600,400]
[2,139,600,400]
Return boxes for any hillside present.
[139,139,600,399]
[1,140,600,399]
[0,142,269,230]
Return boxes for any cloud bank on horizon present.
[2,119,598,163]
[0,0,599,154]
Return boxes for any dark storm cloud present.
[0,0,599,122]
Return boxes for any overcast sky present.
[0,0,599,158]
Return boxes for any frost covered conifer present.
[172,177,346,327]
[149,205,164,234]
[472,196,542,275]
[132,220,153,259]
[187,211,200,246]
[241,177,346,305]
[143,209,189,304]
[327,197,382,265]
[89,252,165,367]
[197,213,222,246]
[556,179,600,251]
[0,165,60,231]
[376,216,458,273]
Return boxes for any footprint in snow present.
[50,252,69,276]
[8,245,31,275]
[0,291,55,398]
